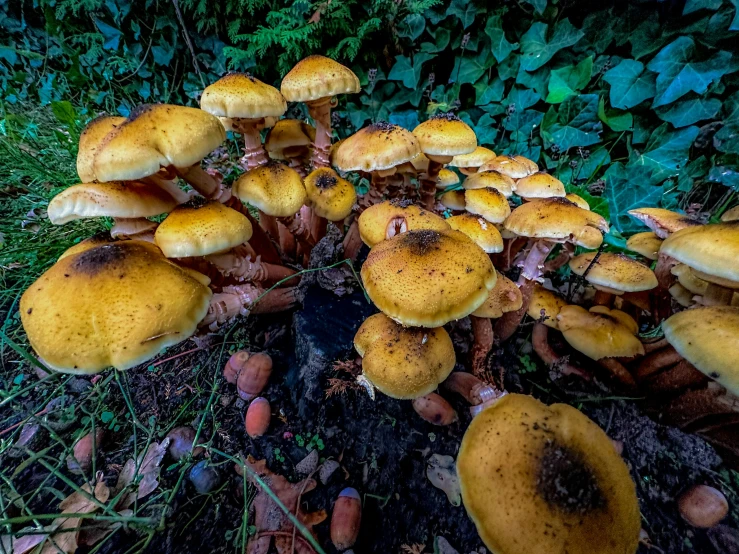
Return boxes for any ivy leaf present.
[398,14,425,40]
[603,60,656,109]
[498,54,520,81]
[389,110,420,131]
[520,19,584,72]
[545,56,592,104]
[580,11,617,54]
[598,97,633,132]
[683,0,723,15]
[420,28,451,53]
[474,77,505,105]
[714,91,739,154]
[460,112,497,146]
[604,162,664,234]
[516,66,549,100]
[541,94,602,150]
[522,0,547,15]
[387,53,433,89]
[484,15,518,63]
[628,15,668,60]
[677,156,711,192]
[504,87,540,111]
[94,19,122,50]
[556,148,611,184]
[446,0,479,30]
[503,110,544,143]
[655,97,721,127]
[708,165,739,190]
[731,0,739,31]
[451,49,494,85]
[626,123,699,180]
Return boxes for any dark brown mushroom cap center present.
[400,229,442,256]
[73,244,129,274]
[315,173,338,189]
[367,121,399,133]
[182,195,209,210]
[430,112,461,122]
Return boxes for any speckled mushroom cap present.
[449,146,496,169]
[91,104,226,182]
[353,313,455,399]
[462,170,515,197]
[557,305,644,360]
[660,222,739,289]
[77,115,126,182]
[440,190,466,210]
[20,241,212,373]
[358,200,450,247]
[628,207,702,239]
[480,155,537,179]
[569,252,658,294]
[626,232,662,261]
[527,285,567,329]
[412,113,477,157]
[663,306,739,395]
[458,394,640,554]
[303,167,356,221]
[265,119,316,160]
[446,213,503,253]
[154,199,253,258]
[721,205,739,222]
[436,168,460,189]
[232,162,307,217]
[472,272,522,318]
[565,193,590,210]
[504,198,609,249]
[361,229,496,327]
[671,264,708,296]
[48,181,178,225]
[333,122,421,172]
[465,187,511,224]
[515,172,566,200]
[280,55,360,103]
[200,73,286,119]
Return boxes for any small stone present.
[319,459,341,484]
[9,423,44,458]
[434,536,460,554]
[295,449,319,476]
[189,461,221,494]
[427,454,461,506]
[68,378,91,394]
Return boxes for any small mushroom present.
[412,393,458,426]
[358,200,450,248]
[462,170,515,197]
[515,172,566,201]
[166,426,204,461]
[245,397,271,438]
[331,488,362,550]
[568,252,658,307]
[678,485,729,528]
[224,351,251,384]
[236,352,273,401]
[449,146,497,175]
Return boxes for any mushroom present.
[565,193,590,210]
[200,73,286,170]
[413,113,477,210]
[462,170,515,198]
[446,213,504,255]
[479,154,537,180]
[353,313,455,399]
[436,168,461,190]
[464,187,511,224]
[721,205,739,222]
[514,172,566,201]
[265,119,316,177]
[358,199,450,247]
[439,190,467,212]
[448,146,497,175]
[360,229,496,328]
[303,167,357,241]
[457,394,640,554]
[626,231,662,261]
[628,207,703,239]
[568,252,658,307]
[678,485,729,528]
[76,115,125,182]
[280,55,360,169]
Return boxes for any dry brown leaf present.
[401,544,426,554]
[3,528,48,554]
[78,509,133,547]
[235,456,326,554]
[115,439,169,510]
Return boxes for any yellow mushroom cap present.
[358,200,450,248]
[154,199,253,258]
[280,55,360,102]
[669,283,695,307]
[58,233,115,261]
[472,272,522,318]
[663,306,739,395]
[446,213,503,253]
[458,394,640,554]
[361,229,496,327]
[660,222,739,289]
[721,205,739,222]
[462,170,515,197]
[200,73,286,119]
[233,162,307,217]
[449,146,496,169]
[515,172,566,200]
[557,305,644,360]
[440,190,466,210]
[412,113,477,157]
[436,168,460,189]
[465,187,512,224]
[265,119,316,160]
[353,313,455,399]
[410,152,430,172]
[91,104,226,182]
[20,241,212,373]
[333,122,421,172]
[565,193,590,210]
[47,181,178,225]
[303,167,356,221]
[504,198,609,249]
[77,115,126,182]
[569,252,658,294]
[480,155,536,179]
[626,232,662,260]
[628,207,702,239]
[527,285,567,329]
[671,264,708,296]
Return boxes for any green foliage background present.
[3,0,739,240]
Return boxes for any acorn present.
[166,426,204,461]
[412,393,458,426]
[245,397,271,438]
[224,351,250,384]
[67,428,105,473]
[189,460,221,494]
[678,485,729,528]
[330,488,361,550]
[236,353,273,401]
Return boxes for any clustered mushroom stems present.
[307,97,334,169]
[231,118,270,170]
[200,284,297,331]
[172,164,225,201]
[206,246,297,283]
[223,197,282,265]
[141,173,192,203]
[531,323,591,380]
[469,315,495,379]
[442,371,507,416]
[279,205,316,255]
[342,214,364,261]
[418,157,447,211]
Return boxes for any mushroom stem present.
[442,371,504,407]
[700,283,734,306]
[200,284,296,330]
[531,323,591,380]
[174,165,224,200]
[287,156,308,178]
[232,118,269,170]
[258,211,281,242]
[278,222,297,260]
[223,197,281,264]
[306,97,332,169]
[655,252,679,289]
[419,160,442,211]
[645,360,708,394]
[250,287,297,314]
[279,213,316,251]
[597,358,637,389]
[412,393,458,426]
[206,251,297,283]
[542,249,572,273]
[142,174,192,204]
[110,218,157,242]
[311,213,329,243]
[342,218,363,261]
[643,337,669,354]
[634,346,682,381]
[495,278,536,342]
[470,315,494,378]
[518,239,554,282]
[501,237,528,271]
[593,290,614,307]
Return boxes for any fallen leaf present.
[78,509,133,546]
[3,528,48,554]
[115,439,169,510]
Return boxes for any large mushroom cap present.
[358,200,450,247]
[527,285,568,329]
[569,252,658,294]
[465,187,511,224]
[154,199,253,258]
[200,73,286,119]
[449,146,496,169]
[628,207,702,239]
[557,305,644,360]
[440,190,466,211]
[663,306,739,395]
[480,155,537,179]
[58,233,115,261]
[304,167,356,221]
[436,168,460,190]
[354,313,455,399]
[626,231,662,260]
[660,222,739,288]
[515,172,566,200]
[91,104,226,182]
[280,55,360,103]
[333,122,420,172]
[504,198,609,249]
[265,119,316,160]
[232,162,307,217]
[361,229,496,327]
[565,193,590,210]
[20,241,212,373]
[462,170,515,197]
[721,205,739,222]
[446,213,503,254]
[458,394,640,554]
[77,115,126,182]
[472,271,523,318]
[47,181,178,225]
[412,113,477,157]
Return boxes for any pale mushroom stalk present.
[258,211,281,242]
[279,211,316,251]
[142,173,192,204]
[441,371,507,417]
[635,346,683,381]
[700,282,735,306]
[110,218,158,242]
[223,197,282,265]
[173,165,225,200]
[206,249,297,283]
[232,118,270,170]
[311,212,329,243]
[278,222,297,259]
[419,157,447,211]
[470,315,494,379]
[531,323,591,380]
[307,97,333,169]
[655,252,679,288]
[342,216,363,261]
[200,284,297,331]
